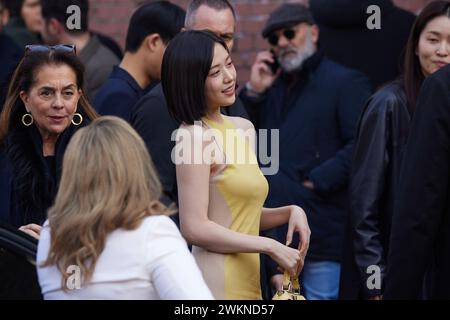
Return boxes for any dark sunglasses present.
[267,28,296,46]
[25,44,76,54]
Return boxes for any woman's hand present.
[286,205,311,261]
[266,238,303,277]
[19,223,42,240]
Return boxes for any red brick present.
[90,0,431,84]
[235,3,254,16]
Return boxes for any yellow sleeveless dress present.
[192,116,269,300]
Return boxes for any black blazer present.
[385,65,450,299]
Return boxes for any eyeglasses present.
[267,28,296,46]
[25,44,77,54]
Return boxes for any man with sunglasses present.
[240,3,371,300]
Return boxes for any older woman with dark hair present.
[341,0,450,300]
[0,45,97,236]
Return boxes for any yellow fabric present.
[202,116,269,300]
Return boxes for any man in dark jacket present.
[384,64,450,300]
[94,1,185,122]
[310,0,415,89]
[130,0,248,209]
[239,3,371,299]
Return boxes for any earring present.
[71,113,83,126]
[22,113,34,126]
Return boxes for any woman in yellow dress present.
[161,30,311,300]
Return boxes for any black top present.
[385,64,450,299]
[44,156,56,180]
[94,66,153,122]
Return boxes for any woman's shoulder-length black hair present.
[161,30,229,125]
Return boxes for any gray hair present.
[185,0,236,28]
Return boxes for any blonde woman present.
[36,116,213,300]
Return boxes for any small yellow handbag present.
[272,271,306,300]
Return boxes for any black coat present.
[310,0,415,89]
[384,65,450,299]
[240,52,371,263]
[340,82,411,299]
[0,112,90,228]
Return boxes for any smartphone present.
[265,50,279,74]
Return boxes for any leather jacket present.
[348,81,411,297]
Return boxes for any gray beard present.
[278,33,316,73]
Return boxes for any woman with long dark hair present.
[0,45,97,235]
[341,0,450,300]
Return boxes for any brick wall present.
[89,0,436,83]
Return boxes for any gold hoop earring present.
[22,113,34,126]
[71,113,83,126]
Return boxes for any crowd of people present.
[1,0,450,300]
